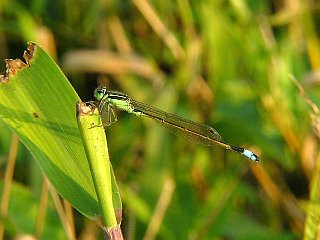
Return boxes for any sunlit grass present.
[0,0,319,239]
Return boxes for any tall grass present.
[0,0,319,239]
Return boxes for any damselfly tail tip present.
[243,149,260,162]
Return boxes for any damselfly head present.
[94,86,107,101]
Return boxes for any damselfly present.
[94,86,260,162]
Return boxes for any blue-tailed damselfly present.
[94,86,260,162]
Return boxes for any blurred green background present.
[0,0,319,239]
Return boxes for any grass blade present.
[0,43,121,222]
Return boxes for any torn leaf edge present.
[0,42,36,83]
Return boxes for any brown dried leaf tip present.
[76,101,98,117]
[0,42,36,83]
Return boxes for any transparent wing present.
[100,104,117,126]
[131,99,222,146]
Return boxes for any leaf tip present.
[76,101,98,117]
[0,42,36,83]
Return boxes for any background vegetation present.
[0,0,319,239]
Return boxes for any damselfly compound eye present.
[94,87,107,101]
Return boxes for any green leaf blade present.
[0,43,100,218]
